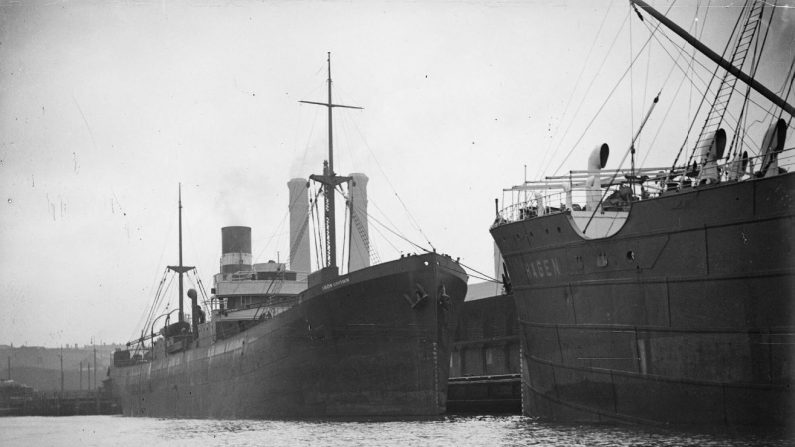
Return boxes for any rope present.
[342,111,436,252]
[639,65,692,167]
[682,0,749,170]
[340,189,349,269]
[254,179,311,271]
[636,13,772,170]
[129,267,167,343]
[728,2,771,160]
[309,185,324,271]
[455,261,500,284]
[539,10,630,178]
[551,12,665,176]
[630,3,636,144]
[636,4,715,173]
[339,187,380,266]
[136,268,170,344]
[637,4,704,168]
[535,1,616,179]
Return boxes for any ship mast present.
[630,0,794,117]
[168,183,193,323]
[301,53,363,270]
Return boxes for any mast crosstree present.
[301,52,363,270]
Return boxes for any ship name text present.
[322,277,351,291]
[525,257,562,279]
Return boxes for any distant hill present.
[1,344,123,391]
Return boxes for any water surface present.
[0,415,789,446]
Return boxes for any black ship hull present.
[491,172,794,426]
[109,253,467,418]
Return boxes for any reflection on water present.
[0,415,790,447]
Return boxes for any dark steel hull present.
[109,253,467,418]
[491,173,794,426]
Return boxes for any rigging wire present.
[642,27,652,124]
[630,1,636,147]
[135,269,177,347]
[635,1,706,168]
[252,179,312,269]
[779,60,795,124]
[185,269,211,313]
[639,64,693,167]
[128,213,175,343]
[336,186,380,266]
[583,93,660,234]
[635,4,711,168]
[728,1,772,160]
[192,270,212,311]
[309,185,324,270]
[535,0,616,179]
[340,187,349,271]
[455,260,500,283]
[550,5,670,177]
[252,209,288,265]
[342,111,436,252]
[680,0,750,170]
[364,212,402,255]
[365,208,430,255]
[340,184,499,283]
[635,8,780,161]
[339,183,425,255]
[152,273,177,327]
[133,267,169,343]
[641,14,782,161]
[293,82,325,174]
[285,185,312,276]
[538,9,631,178]
[746,55,795,141]
[129,272,164,343]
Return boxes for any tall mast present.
[168,183,193,323]
[178,184,184,321]
[301,53,363,269]
[630,0,794,117]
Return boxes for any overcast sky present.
[1,0,792,347]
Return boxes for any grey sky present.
[1,0,792,346]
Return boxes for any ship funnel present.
[347,173,370,272]
[288,178,310,276]
[220,226,253,275]
[760,118,787,177]
[586,143,609,211]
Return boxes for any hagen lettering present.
[525,257,562,279]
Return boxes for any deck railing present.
[496,147,794,225]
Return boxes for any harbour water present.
[0,415,790,447]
